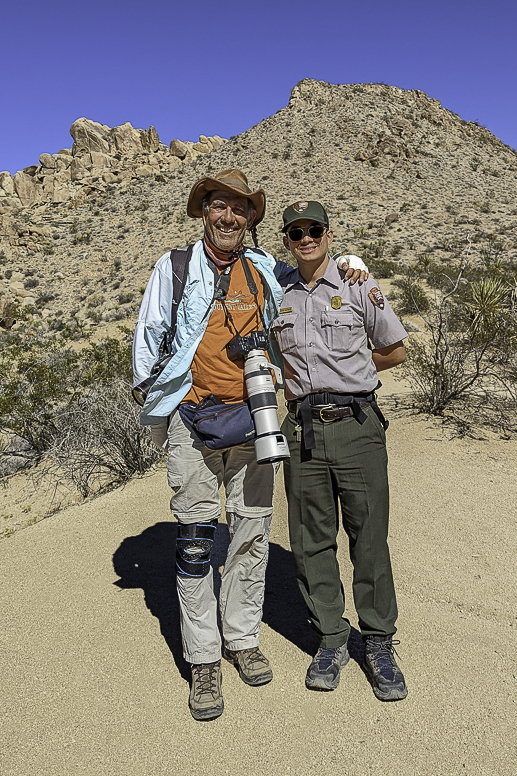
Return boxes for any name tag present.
[279,306,293,313]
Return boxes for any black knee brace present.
[176,519,217,578]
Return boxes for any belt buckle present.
[319,404,335,423]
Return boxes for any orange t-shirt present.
[183,259,266,404]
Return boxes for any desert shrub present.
[401,269,517,423]
[0,334,133,454]
[392,275,431,314]
[24,277,39,289]
[41,380,160,497]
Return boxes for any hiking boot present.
[305,644,350,691]
[224,646,273,686]
[364,635,408,701]
[189,661,224,721]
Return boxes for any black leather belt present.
[287,389,388,452]
[287,400,371,422]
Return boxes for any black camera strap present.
[239,253,267,332]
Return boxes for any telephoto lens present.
[244,349,290,464]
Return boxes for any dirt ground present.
[1,371,516,776]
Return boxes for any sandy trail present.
[1,373,516,776]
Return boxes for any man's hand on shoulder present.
[334,254,369,285]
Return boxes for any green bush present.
[392,276,431,314]
[0,334,132,453]
[401,269,517,423]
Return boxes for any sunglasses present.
[286,224,326,242]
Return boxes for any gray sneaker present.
[189,661,224,721]
[224,646,273,686]
[364,635,408,701]
[305,644,350,691]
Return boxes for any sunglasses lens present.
[287,225,326,241]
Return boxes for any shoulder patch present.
[368,286,385,310]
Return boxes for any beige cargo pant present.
[162,410,276,665]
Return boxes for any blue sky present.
[2,0,516,174]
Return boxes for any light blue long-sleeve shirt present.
[132,240,286,425]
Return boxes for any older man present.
[133,171,367,720]
[274,200,408,701]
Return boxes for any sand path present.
[1,374,516,775]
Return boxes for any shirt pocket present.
[321,310,358,350]
[271,312,298,354]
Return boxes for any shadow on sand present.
[112,521,364,679]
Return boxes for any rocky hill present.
[1,79,516,332]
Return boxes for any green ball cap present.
[282,200,329,232]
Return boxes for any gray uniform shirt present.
[273,258,407,400]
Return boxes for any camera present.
[226,330,269,361]
[227,331,290,465]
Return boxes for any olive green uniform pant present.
[282,407,398,649]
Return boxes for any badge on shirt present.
[279,306,293,314]
[368,287,385,310]
[331,296,342,309]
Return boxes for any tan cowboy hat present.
[187,169,266,227]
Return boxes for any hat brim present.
[187,177,266,227]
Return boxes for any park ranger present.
[274,200,409,701]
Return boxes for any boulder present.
[193,137,212,154]
[13,171,39,206]
[169,139,188,158]
[90,151,112,170]
[70,157,90,181]
[41,177,55,198]
[0,198,21,213]
[55,155,73,172]
[0,171,14,196]
[70,118,110,156]
[30,225,52,237]
[139,126,161,152]
[0,436,35,477]
[53,172,71,203]
[39,153,56,169]
[110,122,143,154]
[23,165,40,177]
[134,165,154,177]
[102,172,118,184]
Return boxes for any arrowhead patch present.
[368,287,385,310]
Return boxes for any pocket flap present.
[272,312,298,329]
[321,311,354,327]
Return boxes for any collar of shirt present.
[284,256,342,292]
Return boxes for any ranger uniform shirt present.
[273,258,407,400]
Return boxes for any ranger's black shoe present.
[364,635,408,701]
[305,644,350,691]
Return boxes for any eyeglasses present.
[286,224,326,242]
